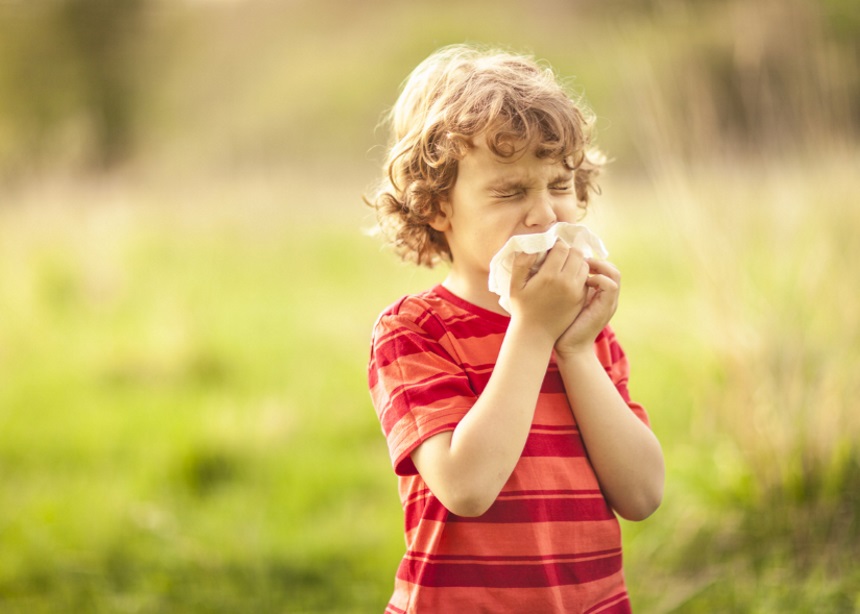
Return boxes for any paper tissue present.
[488,223,608,313]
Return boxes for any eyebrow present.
[486,170,573,192]
[486,178,524,192]
[548,170,574,184]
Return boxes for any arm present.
[411,243,590,517]
[555,258,665,521]
[556,350,664,520]
[411,320,554,517]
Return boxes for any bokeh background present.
[1,0,859,612]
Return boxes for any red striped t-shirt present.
[368,285,650,613]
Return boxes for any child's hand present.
[508,242,590,345]
[554,258,621,358]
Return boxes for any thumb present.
[510,251,539,292]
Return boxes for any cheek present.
[556,199,583,222]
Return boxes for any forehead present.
[458,138,571,187]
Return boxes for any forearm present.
[411,320,555,516]
[557,350,664,520]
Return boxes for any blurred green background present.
[1,0,859,612]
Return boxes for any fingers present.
[585,259,620,297]
[539,241,570,271]
[513,245,607,292]
[555,260,621,352]
[510,251,541,289]
[583,259,621,315]
[587,258,620,285]
[585,271,618,294]
[538,241,590,277]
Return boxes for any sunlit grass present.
[0,177,432,611]
[1,152,859,611]
[600,154,860,612]
[0,0,857,610]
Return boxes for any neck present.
[442,271,510,316]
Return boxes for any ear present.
[428,199,452,232]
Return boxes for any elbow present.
[615,492,662,521]
[615,445,666,521]
[614,479,664,522]
[443,491,496,518]
[436,479,499,517]
[430,467,503,518]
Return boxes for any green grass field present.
[1,152,858,612]
[0,0,858,611]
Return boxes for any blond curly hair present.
[366,44,605,267]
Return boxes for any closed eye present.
[550,183,573,192]
[492,190,524,200]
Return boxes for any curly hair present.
[366,44,605,267]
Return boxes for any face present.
[430,137,581,309]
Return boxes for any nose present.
[524,191,557,229]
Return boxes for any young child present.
[366,44,664,613]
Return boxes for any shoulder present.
[375,289,435,322]
[375,286,454,320]
[372,287,458,342]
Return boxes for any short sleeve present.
[594,326,650,428]
[368,310,477,476]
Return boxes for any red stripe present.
[375,293,509,348]
[383,297,506,343]
[453,363,564,396]
[378,359,495,406]
[499,489,602,498]
[541,368,566,394]
[458,492,614,523]
[608,339,624,364]
[408,548,622,563]
[431,312,503,341]
[405,490,613,531]
[380,356,539,438]
[380,371,474,434]
[374,352,495,403]
[397,550,622,588]
[418,295,507,340]
[373,328,449,370]
[521,431,586,458]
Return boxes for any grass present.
[0,173,439,612]
[0,0,857,610]
[1,152,858,612]
[597,153,860,612]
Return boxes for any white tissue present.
[488,222,609,313]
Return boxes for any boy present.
[366,44,664,613]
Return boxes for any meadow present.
[1,151,858,612]
[1,0,859,611]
